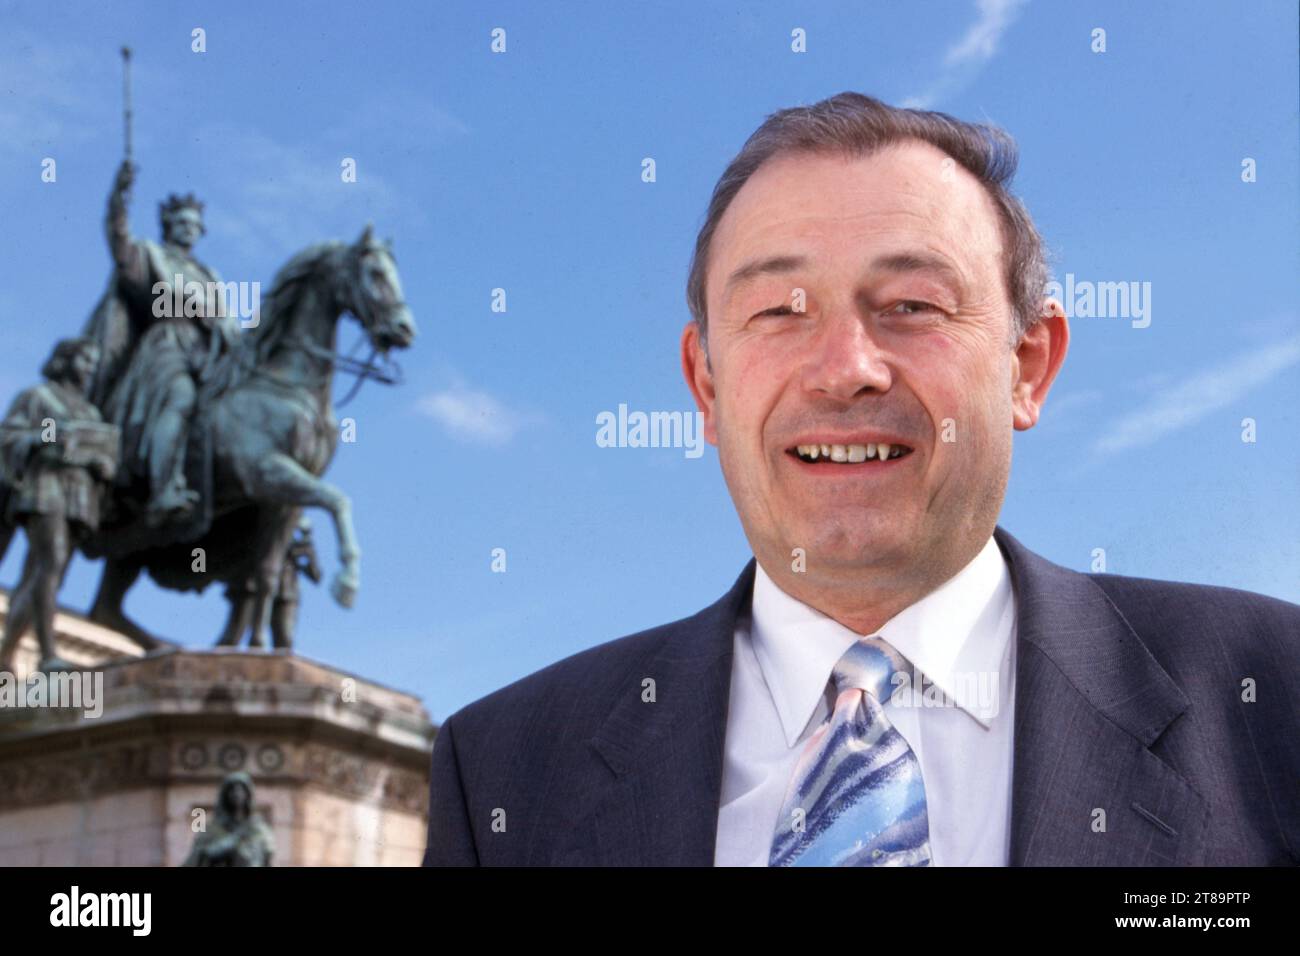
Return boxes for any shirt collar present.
[748,534,1014,748]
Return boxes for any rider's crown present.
[159,192,205,224]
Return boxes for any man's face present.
[687,142,1028,595]
[165,208,204,249]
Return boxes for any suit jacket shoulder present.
[445,609,698,750]
[423,572,750,865]
[1087,570,1300,656]
[1085,572,1300,857]
[1084,571,1300,721]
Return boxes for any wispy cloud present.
[902,0,1030,109]
[416,381,539,446]
[0,28,467,272]
[199,91,468,264]
[943,0,1030,67]
[197,121,407,263]
[1091,334,1300,457]
[0,30,116,158]
[1041,387,1105,430]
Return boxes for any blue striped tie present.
[769,637,933,866]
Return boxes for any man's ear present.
[1011,297,1070,431]
[681,320,719,446]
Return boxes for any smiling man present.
[424,92,1300,867]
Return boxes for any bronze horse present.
[84,225,416,650]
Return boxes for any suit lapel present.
[558,562,754,865]
[994,526,1209,865]
[563,528,1209,866]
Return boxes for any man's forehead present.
[709,143,1002,303]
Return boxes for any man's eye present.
[889,300,938,316]
[755,306,795,317]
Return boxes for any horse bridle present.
[329,247,408,405]
[291,332,403,407]
[238,244,406,406]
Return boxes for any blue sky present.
[0,0,1296,722]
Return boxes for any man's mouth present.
[788,442,914,464]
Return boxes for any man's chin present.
[784,520,916,569]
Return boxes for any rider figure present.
[96,160,241,525]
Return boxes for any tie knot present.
[831,637,906,703]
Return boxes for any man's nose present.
[800,308,892,401]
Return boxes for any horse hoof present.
[89,609,160,651]
[330,573,359,608]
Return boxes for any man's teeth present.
[794,443,906,462]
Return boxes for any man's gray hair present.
[685,92,1049,351]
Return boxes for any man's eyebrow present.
[868,252,966,292]
[722,250,966,305]
[722,254,809,302]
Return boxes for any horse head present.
[339,223,417,353]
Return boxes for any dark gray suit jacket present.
[422,526,1300,865]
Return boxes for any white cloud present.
[1091,334,1300,456]
[902,0,1030,109]
[416,383,535,446]
[944,0,1030,67]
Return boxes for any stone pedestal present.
[0,595,435,866]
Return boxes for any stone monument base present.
[0,597,435,866]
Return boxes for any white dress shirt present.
[714,534,1018,866]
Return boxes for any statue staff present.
[121,46,133,163]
